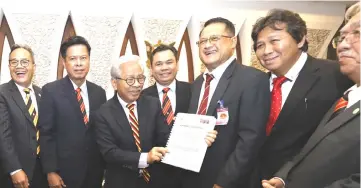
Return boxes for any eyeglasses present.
[9,59,31,67]
[115,75,146,86]
[334,30,360,46]
[196,35,233,46]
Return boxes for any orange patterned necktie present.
[328,92,349,122]
[162,88,174,125]
[75,88,89,125]
[126,104,151,183]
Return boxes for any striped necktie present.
[75,88,89,125]
[127,103,151,183]
[162,87,174,125]
[328,91,349,122]
[24,88,40,155]
[197,73,214,115]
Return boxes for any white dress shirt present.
[156,79,176,112]
[11,83,39,176]
[116,94,149,170]
[70,80,89,119]
[345,84,361,108]
[197,57,235,112]
[270,52,308,108]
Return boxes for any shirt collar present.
[204,56,235,81]
[271,52,307,81]
[117,93,137,110]
[70,79,88,94]
[15,82,34,93]
[156,79,176,94]
[345,84,361,100]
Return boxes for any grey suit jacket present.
[276,99,360,188]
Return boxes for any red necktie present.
[328,92,349,121]
[197,74,214,115]
[162,88,174,125]
[266,76,287,136]
[126,104,151,183]
[75,88,89,125]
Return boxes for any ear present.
[297,35,306,49]
[111,79,117,90]
[231,36,238,49]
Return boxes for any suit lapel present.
[61,76,84,123]
[276,56,320,125]
[293,101,360,167]
[33,86,41,107]
[137,97,148,150]
[189,77,203,114]
[9,80,34,125]
[87,81,95,121]
[206,60,236,116]
[175,80,185,114]
[110,96,135,145]
[149,85,159,98]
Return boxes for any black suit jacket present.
[141,80,191,117]
[0,80,41,185]
[38,76,106,188]
[259,56,353,180]
[94,94,170,188]
[275,100,360,188]
[183,59,271,188]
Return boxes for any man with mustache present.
[251,8,352,186]
[262,2,360,188]
[141,44,191,188]
[93,55,217,188]
[0,44,47,188]
[38,36,106,188]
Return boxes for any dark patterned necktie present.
[127,104,151,183]
[75,88,89,125]
[197,73,214,115]
[162,87,174,125]
[24,88,40,155]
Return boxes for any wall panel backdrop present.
[0,1,346,99]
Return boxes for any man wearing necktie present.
[182,17,270,188]
[251,9,353,185]
[141,44,191,188]
[38,36,106,188]
[262,2,360,187]
[93,55,217,188]
[0,44,47,188]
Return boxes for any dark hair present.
[150,44,178,65]
[200,17,235,37]
[9,44,35,63]
[60,36,91,58]
[251,9,308,52]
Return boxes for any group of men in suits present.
[0,2,359,188]
[0,36,107,188]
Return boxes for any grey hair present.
[345,2,360,23]
[9,44,35,63]
[110,55,142,79]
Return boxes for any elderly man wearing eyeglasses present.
[262,2,360,188]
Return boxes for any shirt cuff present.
[10,169,21,176]
[273,177,286,187]
[138,153,149,168]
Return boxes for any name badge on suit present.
[216,100,229,126]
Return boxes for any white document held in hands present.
[161,113,216,172]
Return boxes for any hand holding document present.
[161,113,216,172]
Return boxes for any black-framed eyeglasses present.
[196,35,233,46]
[9,59,31,67]
[334,30,360,46]
[115,75,146,86]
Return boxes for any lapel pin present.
[353,108,359,115]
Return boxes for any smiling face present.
[198,23,236,71]
[63,44,90,85]
[112,62,145,103]
[255,23,305,76]
[151,49,178,86]
[9,48,36,88]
